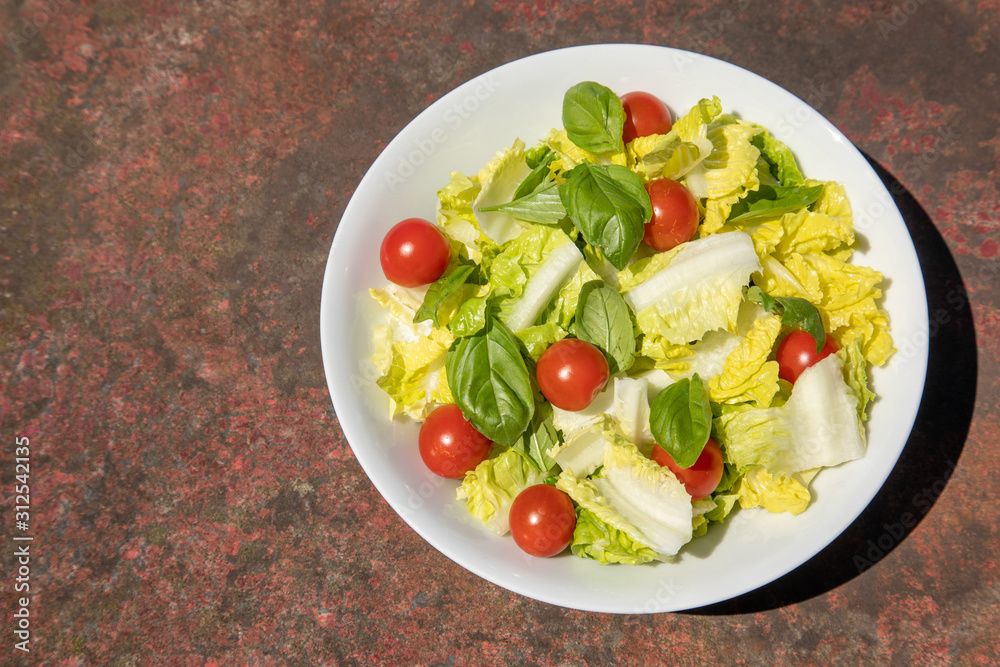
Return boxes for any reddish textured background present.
[1,0,997,664]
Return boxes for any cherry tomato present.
[651,438,725,501]
[642,179,700,252]
[509,484,577,557]
[418,404,492,479]
[379,218,451,288]
[776,330,839,384]
[621,91,673,145]
[535,338,610,412]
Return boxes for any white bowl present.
[319,44,929,613]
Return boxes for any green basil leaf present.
[413,265,477,327]
[649,374,712,469]
[562,81,626,154]
[747,286,826,352]
[559,162,651,270]
[445,317,535,446]
[513,149,556,200]
[479,181,567,225]
[513,404,559,473]
[727,184,824,223]
[575,280,636,374]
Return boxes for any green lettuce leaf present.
[708,313,782,407]
[713,355,865,474]
[368,286,455,420]
[472,139,534,244]
[624,231,762,346]
[750,127,805,186]
[456,449,545,536]
[557,442,693,558]
[570,507,661,565]
[735,465,811,515]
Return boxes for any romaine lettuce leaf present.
[369,285,455,419]
[624,231,762,346]
[557,442,694,558]
[570,507,661,565]
[472,139,533,244]
[735,465,811,515]
[708,313,782,407]
[750,126,805,186]
[456,449,545,536]
[713,354,865,474]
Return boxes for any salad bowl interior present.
[320,44,929,613]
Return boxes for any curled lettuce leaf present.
[624,231,762,346]
[735,465,811,515]
[456,449,544,536]
[557,442,693,559]
[708,313,782,407]
[369,285,454,419]
[472,139,533,244]
[750,126,805,186]
[570,507,661,565]
[713,355,865,474]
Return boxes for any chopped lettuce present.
[369,285,454,420]
[557,442,693,559]
[708,313,782,407]
[624,231,762,346]
[472,140,533,244]
[735,465,811,515]
[456,449,545,536]
[570,507,662,565]
[714,354,865,474]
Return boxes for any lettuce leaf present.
[624,231,762,346]
[456,449,545,536]
[750,126,805,186]
[369,285,455,419]
[735,465,811,515]
[570,507,662,565]
[713,355,865,474]
[557,442,693,558]
[472,139,533,244]
[708,313,782,407]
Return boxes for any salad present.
[367,81,894,565]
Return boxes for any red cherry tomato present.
[535,339,610,412]
[651,438,725,501]
[418,404,492,479]
[379,218,451,288]
[776,331,839,384]
[621,91,673,145]
[642,179,700,252]
[509,484,577,557]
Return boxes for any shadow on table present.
[686,154,978,616]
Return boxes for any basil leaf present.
[513,404,559,473]
[727,184,824,223]
[446,317,535,446]
[747,285,826,352]
[575,280,636,374]
[513,149,555,200]
[414,265,476,327]
[479,181,567,225]
[562,81,626,154]
[649,374,712,469]
[559,162,651,270]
